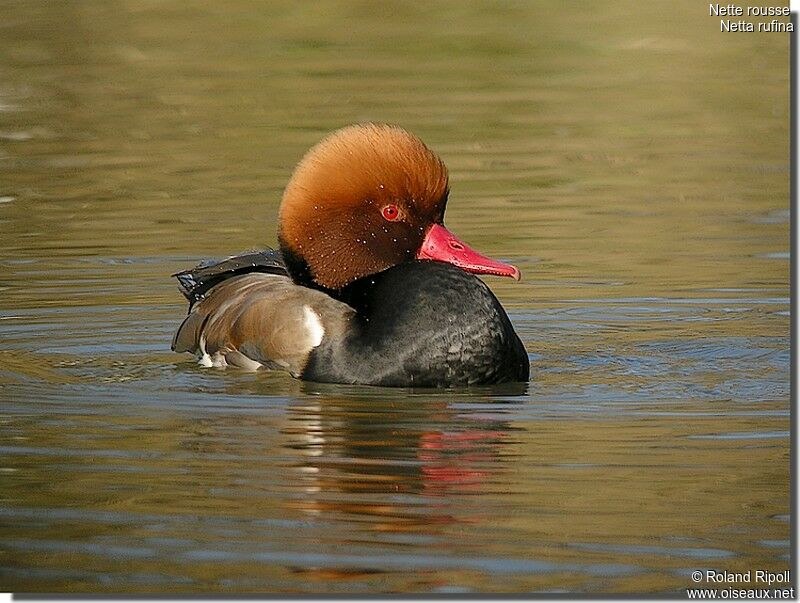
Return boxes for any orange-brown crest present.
[278,123,450,289]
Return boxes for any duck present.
[171,123,529,387]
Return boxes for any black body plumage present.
[304,261,529,386]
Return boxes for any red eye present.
[381,204,400,221]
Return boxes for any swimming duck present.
[172,123,529,386]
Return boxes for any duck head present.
[278,123,520,290]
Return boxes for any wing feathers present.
[172,273,354,374]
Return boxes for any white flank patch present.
[209,352,227,368]
[197,335,210,366]
[197,334,215,367]
[198,351,228,368]
[303,305,325,348]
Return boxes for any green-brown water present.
[0,1,791,595]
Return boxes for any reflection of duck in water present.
[172,124,528,386]
[282,392,514,522]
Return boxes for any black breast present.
[303,260,529,387]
